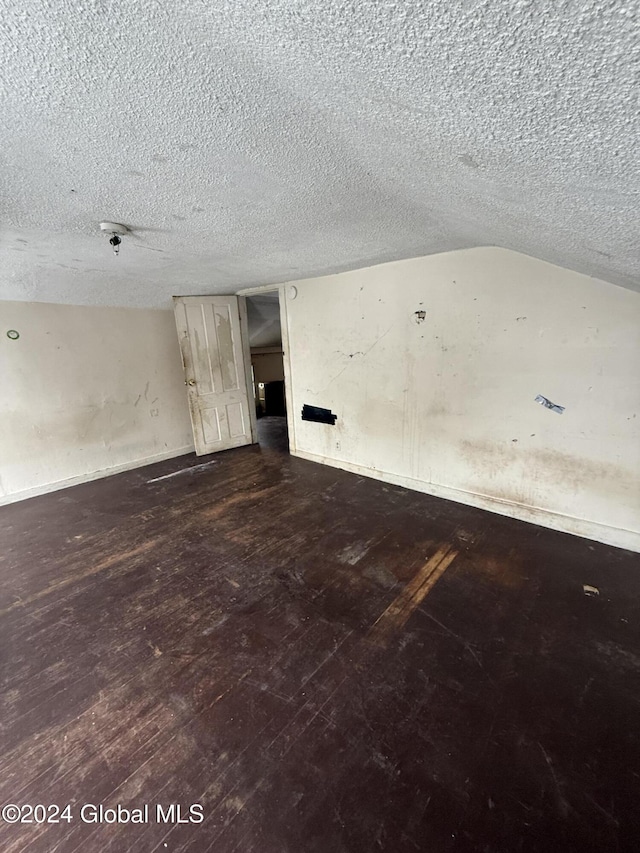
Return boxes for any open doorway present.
[245,292,289,453]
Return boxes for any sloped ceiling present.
[1,0,638,309]
[247,294,282,348]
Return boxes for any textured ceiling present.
[1,0,639,309]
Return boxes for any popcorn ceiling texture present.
[1,0,638,308]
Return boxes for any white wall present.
[251,348,285,385]
[0,301,194,502]
[284,248,640,551]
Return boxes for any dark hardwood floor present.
[1,416,639,852]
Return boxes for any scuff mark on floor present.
[147,460,218,483]
[337,540,373,566]
[367,544,458,646]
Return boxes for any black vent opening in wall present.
[301,404,337,425]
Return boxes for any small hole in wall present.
[414,311,426,324]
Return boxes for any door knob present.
[188,379,196,386]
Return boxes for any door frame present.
[237,296,259,445]
[236,283,296,454]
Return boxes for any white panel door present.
[173,296,257,455]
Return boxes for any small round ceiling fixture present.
[7,329,20,340]
[100,221,129,256]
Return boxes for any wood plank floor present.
[1,417,639,852]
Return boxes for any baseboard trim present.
[293,450,639,553]
[0,445,195,506]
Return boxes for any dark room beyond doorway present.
[246,292,288,452]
